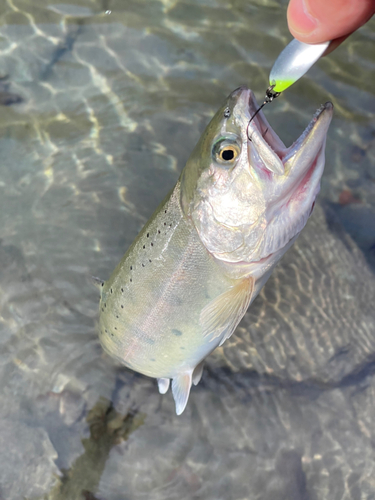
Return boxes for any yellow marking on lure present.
[269,38,331,94]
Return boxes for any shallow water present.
[0,0,374,498]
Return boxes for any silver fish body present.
[99,86,333,414]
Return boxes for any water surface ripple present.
[0,0,374,498]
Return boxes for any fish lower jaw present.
[250,151,324,262]
[221,193,318,279]
[212,186,318,279]
[253,198,317,265]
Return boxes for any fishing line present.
[246,85,281,141]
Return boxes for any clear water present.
[0,1,374,498]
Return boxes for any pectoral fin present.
[157,377,170,394]
[89,276,105,291]
[200,277,254,346]
[192,361,204,386]
[172,371,192,415]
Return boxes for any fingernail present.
[288,0,319,35]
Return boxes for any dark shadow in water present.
[40,397,145,500]
[323,202,375,273]
[0,76,23,105]
[41,23,84,81]
[202,350,375,405]
[273,449,310,500]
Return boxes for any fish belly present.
[99,182,233,379]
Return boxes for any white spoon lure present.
[270,38,331,93]
[249,38,331,125]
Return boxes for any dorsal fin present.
[200,277,254,346]
[171,371,193,415]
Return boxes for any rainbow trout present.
[99,86,333,414]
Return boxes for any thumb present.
[287,0,375,44]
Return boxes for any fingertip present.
[288,0,375,44]
[287,0,318,41]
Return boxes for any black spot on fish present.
[116,315,119,318]
[101,282,104,287]
[104,303,107,308]
[105,329,108,333]
[130,266,132,270]
[143,245,145,249]
[147,233,149,238]
[101,308,104,312]
[172,329,183,336]
[164,210,167,214]
[114,327,117,330]
[121,287,124,292]
[149,259,152,263]
[110,333,114,337]
[130,278,132,282]
[164,222,166,226]
[142,263,145,267]
[169,224,172,227]
[151,242,153,246]
[110,288,112,293]
[121,305,124,308]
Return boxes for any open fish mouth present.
[233,87,334,261]
[244,88,333,177]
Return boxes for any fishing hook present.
[247,85,281,141]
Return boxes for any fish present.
[98,86,333,415]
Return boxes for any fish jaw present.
[181,86,333,265]
[246,95,333,262]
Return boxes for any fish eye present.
[213,139,241,166]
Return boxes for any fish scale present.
[99,183,234,380]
